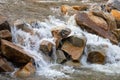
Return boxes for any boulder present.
[14,20,34,35]
[51,27,71,48]
[40,40,54,56]
[1,39,33,65]
[0,30,12,42]
[111,9,120,28]
[0,56,14,72]
[56,50,66,64]
[75,11,118,44]
[15,62,35,78]
[62,35,86,61]
[0,16,11,31]
[86,44,108,64]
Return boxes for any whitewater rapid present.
[11,14,120,78]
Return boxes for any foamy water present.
[11,13,120,78]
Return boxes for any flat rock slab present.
[1,39,33,65]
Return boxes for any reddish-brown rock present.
[1,39,33,65]
[15,62,35,78]
[0,56,14,72]
[75,11,118,44]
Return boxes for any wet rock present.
[14,20,34,35]
[40,40,54,56]
[62,35,86,61]
[51,27,71,48]
[56,50,66,64]
[0,30,12,42]
[15,62,35,78]
[0,56,14,72]
[106,0,120,11]
[1,39,33,65]
[111,9,120,28]
[75,11,118,44]
[0,16,11,31]
[86,44,108,64]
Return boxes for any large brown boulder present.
[0,16,11,31]
[86,44,108,64]
[15,62,35,78]
[62,35,86,61]
[75,11,118,44]
[0,56,14,72]
[1,39,33,65]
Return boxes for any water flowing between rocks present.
[10,15,120,78]
[0,0,120,80]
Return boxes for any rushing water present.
[10,10,120,78]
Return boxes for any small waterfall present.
[10,13,120,78]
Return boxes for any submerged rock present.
[86,44,108,64]
[0,56,14,72]
[1,39,33,66]
[75,11,118,44]
[15,62,35,78]
[62,35,86,61]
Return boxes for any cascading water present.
[11,12,120,79]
